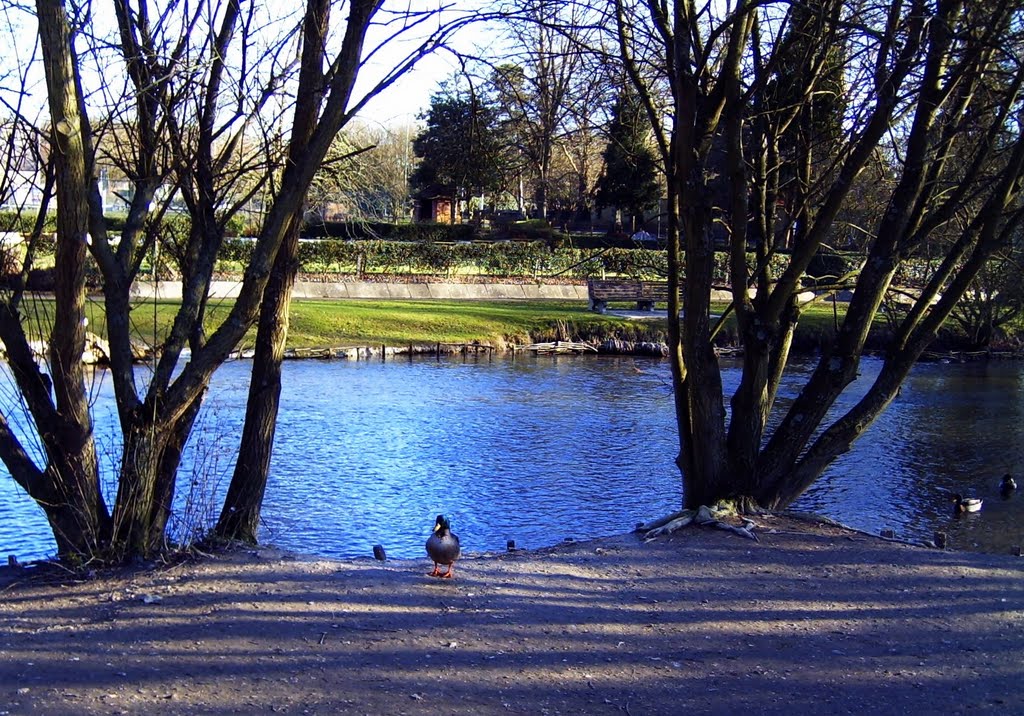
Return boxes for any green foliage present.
[219,238,256,266]
[499,220,558,243]
[102,213,129,232]
[411,86,509,200]
[594,87,662,221]
[303,221,474,242]
[804,250,856,287]
[25,261,103,290]
[0,210,57,235]
[0,211,247,244]
[0,210,791,287]
[949,246,1024,349]
[274,238,792,284]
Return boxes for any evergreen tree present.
[411,85,507,219]
[594,87,661,231]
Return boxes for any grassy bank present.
[251,297,865,352]
[64,295,858,351]
[81,297,648,350]
[29,292,1013,354]
[281,299,633,348]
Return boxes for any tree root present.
[637,502,759,542]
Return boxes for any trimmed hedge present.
[0,210,57,235]
[0,206,803,285]
[0,211,251,239]
[804,250,857,287]
[211,236,802,282]
[245,239,789,283]
[301,221,475,243]
[268,239,677,279]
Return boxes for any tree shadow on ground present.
[2,515,1022,714]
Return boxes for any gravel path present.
[2,514,1022,715]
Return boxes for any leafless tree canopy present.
[0,0,479,561]
[612,0,1024,510]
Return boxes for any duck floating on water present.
[952,493,983,514]
[1000,474,1017,495]
[426,514,461,579]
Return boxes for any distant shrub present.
[302,221,474,243]
[26,263,102,290]
[805,251,856,287]
[0,210,57,235]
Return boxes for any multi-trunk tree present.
[3,0,470,561]
[612,0,1024,511]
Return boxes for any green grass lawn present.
[73,297,635,349]
[24,294,860,351]
[282,299,627,347]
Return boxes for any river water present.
[1,354,1021,562]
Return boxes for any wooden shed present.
[415,185,460,224]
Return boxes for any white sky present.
[354,48,462,127]
[1,1,479,122]
[352,5,492,128]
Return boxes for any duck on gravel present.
[426,514,461,579]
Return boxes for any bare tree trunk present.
[217,0,369,542]
[216,0,330,542]
[672,0,733,509]
[151,395,204,544]
[216,213,302,541]
[614,0,1024,515]
[30,0,108,558]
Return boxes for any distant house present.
[414,185,460,224]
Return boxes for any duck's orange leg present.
[440,564,455,578]
[430,563,442,576]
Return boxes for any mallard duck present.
[952,493,983,514]
[426,514,461,578]
[1000,474,1017,495]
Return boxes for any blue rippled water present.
[1,354,1021,561]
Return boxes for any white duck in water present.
[952,493,983,514]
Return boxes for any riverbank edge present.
[87,277,1023,360]
[243,335,671,361]
[253,339,1024,362]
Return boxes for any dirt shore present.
[2,514,1022,715]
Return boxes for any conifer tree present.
[594,86,661,231]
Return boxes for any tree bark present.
[217,0,358,542]
[28,0,109,559]
[618,0,1024,514]
[216,213,302,541]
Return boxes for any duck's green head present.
[433,514,450,533]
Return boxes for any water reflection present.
[1,355,1021,562]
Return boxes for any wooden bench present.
[587,279,669,313]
